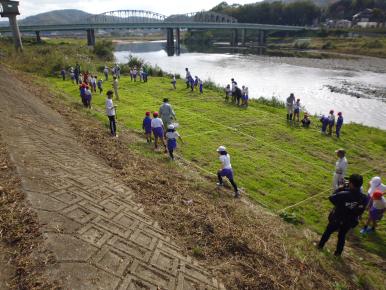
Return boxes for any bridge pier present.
[258,30,266,46]
[230,29,238,47]
[35,31,41,43]
[175,28,181,56]
[87,29,96,46]
[241,29,246,46]
[7,15,23,51]
[166,28,174,56]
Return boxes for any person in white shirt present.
[165,124,183,160]
[113,76,119,100]
[333,149,348,190]
[105,90,117,137]
[151,112,166,150]
[361,190,385,234]
[216,146,240,198]
[286,93,295,121]
[367,176,386,197]
[293,98,301,122]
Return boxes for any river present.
[114,41,386,130]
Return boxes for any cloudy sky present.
[18,0,262,19]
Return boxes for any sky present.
[17,0,262,19]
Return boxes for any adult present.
[333,149,348,190]
[185,68,192,89]
[105,90,117,137]
[216,146,240,198]
[74,64,80,84]
[231,78,237,104]
[328,110,335,136]
[114,64,121,79]
[318,174,368,256]
[286,93,295,121]
[103,66,109,81]
[159,98,176,129]
[113,76,119,101]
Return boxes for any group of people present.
[225,78,249,107]
[318,148,385,256]
[184,68,204,93]
[320,110,344,138]
[103,64,121,81]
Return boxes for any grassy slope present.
[51,74,386,257]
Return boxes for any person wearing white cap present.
[367,176,386,197]
[216,146,240,198]
[165,124,183,160]
[333,149,348,190]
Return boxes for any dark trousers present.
[108,115,117,136]
[336,125,342,138]
[217,172,238,193]
[318,220,353,255]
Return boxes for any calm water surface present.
[115,41,386,129]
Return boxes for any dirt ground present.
[0,64,385,289]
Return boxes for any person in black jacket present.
[318,174,369,256]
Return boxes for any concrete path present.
[0,67,223,290]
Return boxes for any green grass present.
[50,74,386,257]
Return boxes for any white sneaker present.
[216,183,224,186]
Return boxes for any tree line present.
[211,0,386,26]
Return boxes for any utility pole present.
[0,1,23,51]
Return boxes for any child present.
[151,112,166,151]
[166,124,183,160]
[171,75,177,89]
[320,115,329,134]
[61,69,66,81]
[91,76,97,93]
[225,84,231,102]
[336,112,343,138]
[129,68,133,82]
[216,146,240,198]
[194,76,199,88]
[199,78,203,94]
[79,83,88,107]
[142,69,148,83]
[103,66,109,81]
[242,86,249,107]
[84,87,92,109]
[105,90,117,137]
[140,68,144,82]
[301,113,311,128]
[97,78,103,94]
[70,67,75,84]
[293,99,301,122]
[360,190,385,234]
[133,67,138,82]
[142,112,152,143]
[327,110,335,136]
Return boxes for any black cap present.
[106,90,113,96]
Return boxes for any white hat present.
[168,124,175,130]
[217,146,226,152]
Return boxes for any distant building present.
[335,20,352,28]
[353,9,384,28]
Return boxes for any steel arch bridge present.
[87,10,238,24]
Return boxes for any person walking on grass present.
[113,76,119,101]
[91,75,97,93]
[216,146,240,198]
[336,112,343,138]
[333,149,348,190]
[151,112,167,151]
[142,112,152,143]
[318,174,368,256]
[103,66,109,81]
[84,87,92,109]
[159,98,176,129]
[105,90,118,137]
[97,78,103,94]
[171,75,177,89]
[286,93,295,121]
[199,78,203,94]
[185,68,192,89]
[166,124,183,161]
[61,68,66,81]
[328,110,335,136]
[231,78,237,104]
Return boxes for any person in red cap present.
[336,112,344,138]
[361,190,385,234]
[151,112,166,150]
[142,111,152,143]
[327,110,335,136]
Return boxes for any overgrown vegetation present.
[93,39,114,60]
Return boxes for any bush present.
[362,39,384,49]
[255,97,285,108]
[322,41,335,49]
[294,39,310,49]
[93,40,114,60]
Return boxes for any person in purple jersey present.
[216,146,240,198]
[151,112,166,151]
[142,111,152,143]
[336,112,344,138]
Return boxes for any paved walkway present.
[0,67,223,289]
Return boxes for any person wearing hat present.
[105,90,118,137]
[216,146,240,198]
[333,149,348,190]
[336,112,344,138]
[142,111,152,143]
[159,98,176,130]
[360,190,385,234]
[318,174,368,256]
[301,112,311,128]
[165,124,183,160]
[151,112,166,150]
